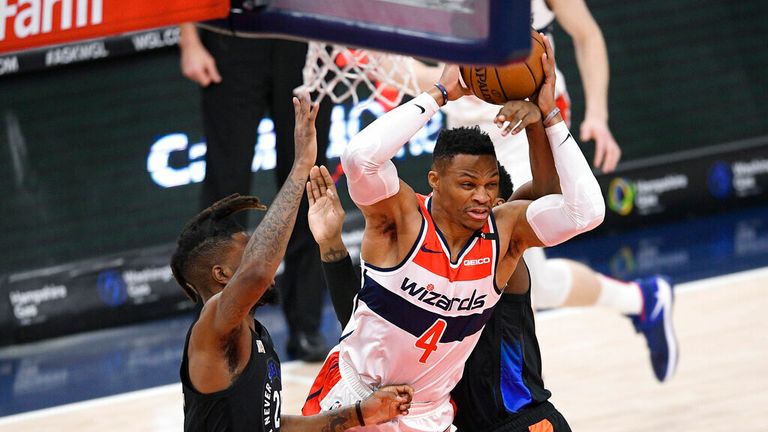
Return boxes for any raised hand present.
[437,64,472,101]
[494,100,542,136]
[307,165,346,246]
[292,93,319,169]
[361,384,414,425]
[533,33,558,123]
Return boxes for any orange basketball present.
[460,29,546,104]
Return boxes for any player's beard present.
[251,284,280,315]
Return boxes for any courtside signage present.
[0,0,226,54]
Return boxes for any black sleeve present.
[321,254,361,328]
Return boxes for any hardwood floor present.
[2,268,766,432]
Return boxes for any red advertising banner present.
[0,0,228,54]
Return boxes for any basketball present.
[460,29,546,104]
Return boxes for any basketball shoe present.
[629,276,678,382]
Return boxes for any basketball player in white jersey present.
[303,36,604,431]
[413,0,679,384]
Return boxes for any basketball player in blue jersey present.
[303,35,603,431]
[170,95,413,432]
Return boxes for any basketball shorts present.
[481,401,571,432]
[303,349,453,432]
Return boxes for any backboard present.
[209,0,532,65]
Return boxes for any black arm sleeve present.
[321,254,362,328]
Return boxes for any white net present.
[296,42,423,107]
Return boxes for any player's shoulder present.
[360,180,420,225]
[189,297,218,338]
[492,199,535,249]
[190,294,243,342]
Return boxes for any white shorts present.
[302,348,453,432]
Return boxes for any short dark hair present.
[498,164,514,200]
[432,126,496,170]
[170,194,266,302]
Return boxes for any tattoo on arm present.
[320,409,355,432]
[219,171,307,318]
[322,246,349,263]
[243,173,306,264]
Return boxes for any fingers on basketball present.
[459,28,546,104]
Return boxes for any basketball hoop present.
[296,42,423,107]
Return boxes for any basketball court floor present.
[1,204,767,431]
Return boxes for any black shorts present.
[452,287,554,432]
[484,401,571,432]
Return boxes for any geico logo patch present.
[463,257,491,266]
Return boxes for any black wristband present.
[355,400,365,426]
[434,82,448,105]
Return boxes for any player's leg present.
[530,253,678,381]
[561,260,641,313]
[302,348,344,415]
[302,347,376,418]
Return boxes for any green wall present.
[552,0,767,162]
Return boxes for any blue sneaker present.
[629,276,678,382]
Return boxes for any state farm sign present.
[0,0,227,54]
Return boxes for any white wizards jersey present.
[337,195,503,431]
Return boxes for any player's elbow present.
[340,144,360,180]
[568,182,605,232]
[572,200,604,232]
[590,196,606,227]
[341,139,374,181]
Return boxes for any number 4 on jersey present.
[415,319,447,363]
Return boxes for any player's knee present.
[530,258,572,309]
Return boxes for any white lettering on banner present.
[733,159,768,176]
[121,266,173,300]
[9,284,68,321]
[0,0,102,41]
[635,175,688,195]
[131,27,179,51]
[9,284,67,306]
[147,103,444,189]
[44,40,108,65]
[0,55,18,74]
[633,174,688,214]
[147,133,206,188]
[733,159,768,196]
[122,267,173,285]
